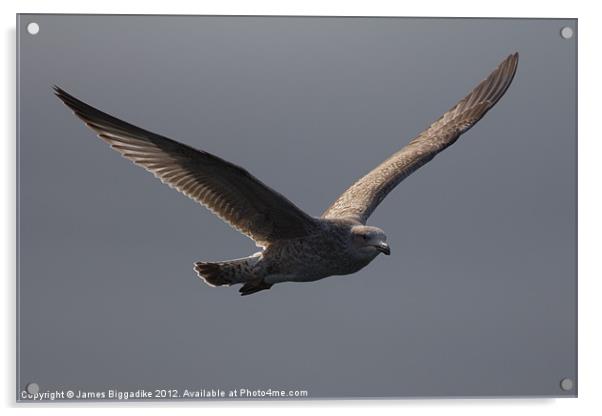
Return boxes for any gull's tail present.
[194,253,271,295]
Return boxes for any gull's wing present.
[54,87,319,247]
[322,53,519,223]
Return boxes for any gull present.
[55,52,518,295]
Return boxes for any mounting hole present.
[26,382,40,394]
[560,26,573,39]
[26,22,40,35]
[560,377,574,391]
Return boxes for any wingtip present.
[52,86,90,115]
[52,85,71,104]
[52,84,64,96]
[499,52,519,68]
[494,52,519,89]
[503,52,519,67]
[507,52,520,69]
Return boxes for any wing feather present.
[54,87,318,246]
[322,53,519,223]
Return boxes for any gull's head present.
[350,225,390,257]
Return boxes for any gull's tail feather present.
[194,254,261,288]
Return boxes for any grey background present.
[17,15,577,399]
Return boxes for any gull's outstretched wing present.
[322,53,519,223]
[55,87,319,247]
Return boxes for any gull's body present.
[233,218,383,284]
[55,53,519,295]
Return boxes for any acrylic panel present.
[17,14,577,401]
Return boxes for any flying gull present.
[54,52,518,295]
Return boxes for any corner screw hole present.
[26,382,40,394]
[27,22,40,35]
[560,378,574,391]
[560,26,573,39]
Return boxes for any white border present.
[3,1,601,415]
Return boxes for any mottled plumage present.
[55,53,518,295]
[323,53,519,222]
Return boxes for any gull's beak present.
[375,242,391,255]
